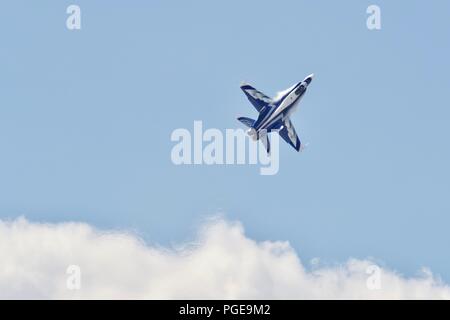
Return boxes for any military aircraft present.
[238,74,314,153]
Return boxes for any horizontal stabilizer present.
[237,116,255,128]
[259,130,271,154]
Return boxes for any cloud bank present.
[0,217,449,299]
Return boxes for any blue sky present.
[1,0,450,283]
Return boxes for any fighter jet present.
[238,74,314,153]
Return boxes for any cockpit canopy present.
[295,84,306,95]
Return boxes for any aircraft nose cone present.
[305,73,314,84]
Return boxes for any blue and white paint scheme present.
[238,74,314,153]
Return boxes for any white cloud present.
[0,217,449,299]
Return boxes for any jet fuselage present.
[248,74,314,140]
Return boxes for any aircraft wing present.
[279,118,301,151]
[240,83,272,113]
